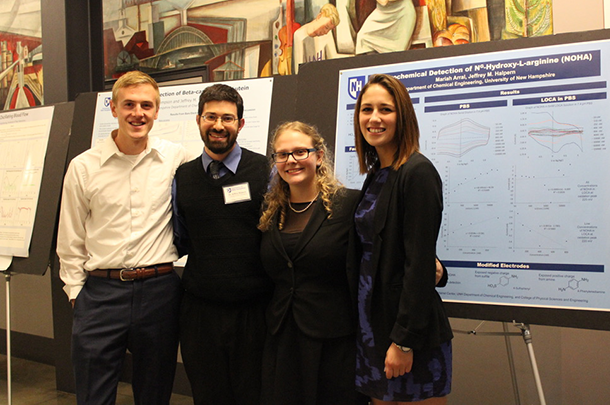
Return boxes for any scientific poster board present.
[0,106,55,258]
[334,38,610,321]
[3,103,73,275]
[90,77,275,155]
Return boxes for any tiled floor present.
[0,354,193,404]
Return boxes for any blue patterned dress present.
[354,167,452,401]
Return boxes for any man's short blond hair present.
[112,70,160,109]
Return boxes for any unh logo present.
[104,97,112,108]
[348,76,365,100]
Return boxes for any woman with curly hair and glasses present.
[258,121,364,405]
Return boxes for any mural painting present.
[503,0,553,38]
[102,0,554,83]
[0,0,43,111]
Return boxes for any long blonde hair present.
[258,121,344,231]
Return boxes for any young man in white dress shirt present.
[57,71,190,405]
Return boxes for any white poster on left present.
[0,106,55,258]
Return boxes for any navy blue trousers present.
[71,272,182,405]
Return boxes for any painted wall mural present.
[102,0,555,82]
[0,0,43,111]
[503,0,553,38]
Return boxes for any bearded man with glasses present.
[172,83,273,405]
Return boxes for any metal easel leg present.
[514,323,547,405]
[5,272,12,405]
[454,321,547,405]
[455,321,522,405]
[503,322,521,405]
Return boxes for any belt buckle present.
[119,268,135,281]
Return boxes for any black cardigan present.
[347,152,453,358]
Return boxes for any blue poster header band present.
[444,261,604,273]
[383,50,601,93]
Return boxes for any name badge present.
[222,182,252,204]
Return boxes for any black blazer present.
[347,153,453,358]
[260,189,360,339]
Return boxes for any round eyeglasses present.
[201,114,237,125]
[272,148,317,163]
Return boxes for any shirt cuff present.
[63,283,84,302]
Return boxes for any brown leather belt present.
[89,263,174,281]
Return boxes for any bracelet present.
[393,342,412,353]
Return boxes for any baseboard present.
[0,329,55,365]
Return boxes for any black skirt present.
[261,311,364,405]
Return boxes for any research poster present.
[92,77,274,156]
[0,106,54,257]
[335,39,610,312]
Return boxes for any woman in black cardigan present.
[258,121,364,405]
[349,74,453,404]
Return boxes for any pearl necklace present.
[288,197,317,214]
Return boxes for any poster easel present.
[455,321,547,405]
[0,102,73,404]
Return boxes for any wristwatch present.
[393,342,412,353]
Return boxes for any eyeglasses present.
[201,114,237,125]
[272,148,317,163]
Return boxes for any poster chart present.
[0,106,55,257]
[336,39,610,312]
[92,77,274,156]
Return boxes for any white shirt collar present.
[100,130,164,166]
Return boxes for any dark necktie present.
[209,160,221,180]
